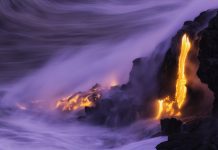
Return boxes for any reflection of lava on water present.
[156,34,191,119]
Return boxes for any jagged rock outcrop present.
[86,53,166,126]
[198,13,218,116]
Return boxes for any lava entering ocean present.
[55,84,102,111]
[156,34,191,119]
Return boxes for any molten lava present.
[156,34,191,119]
[55,84,102,111]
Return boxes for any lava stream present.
[156,34,191,119]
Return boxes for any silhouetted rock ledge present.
[198,11,218,117]
[157,117,218,150]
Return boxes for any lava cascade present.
[156,34,191,119]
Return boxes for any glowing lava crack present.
[156,34,191,119]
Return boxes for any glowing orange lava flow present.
[156,34,191,119]
[55,84,102,111]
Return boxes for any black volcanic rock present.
[86,98,139,126]
[160,118,183,135]
[157,117,218,150]
[198,12,218,116]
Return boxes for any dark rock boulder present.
[160,118,183,135]
[157,117,218,150]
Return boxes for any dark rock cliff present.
[158,9,217,117]
[198,13,218,117]
[157,9,218,150]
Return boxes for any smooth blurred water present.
[0,0,218,150]
[0,112,165,150]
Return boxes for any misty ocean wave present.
[0,111,165,150]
